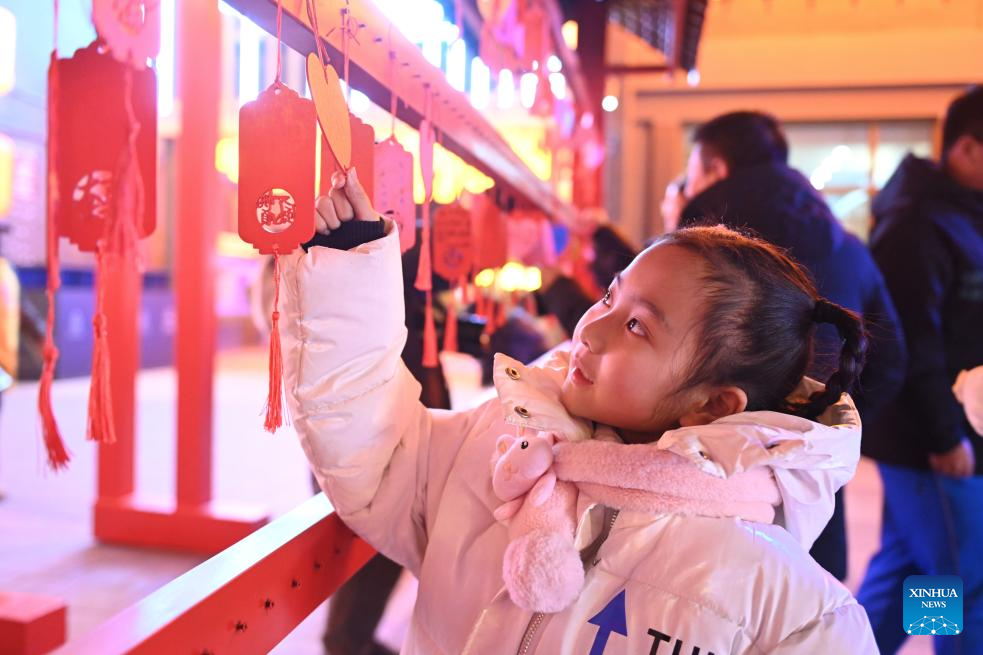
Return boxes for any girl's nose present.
[579,315,606,354]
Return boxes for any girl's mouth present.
[571,366,594,386]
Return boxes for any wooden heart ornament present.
[93,0,161,68]
[306,53,351,171]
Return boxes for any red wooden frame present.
[60,495,375,654]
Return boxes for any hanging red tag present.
[238,84,316,255]
[93,0,161,68]
[472,192,507,271]
[533,66,553,117]
[521,2,546,69]
[320,113,374,199]
[508,210,555,266]
[374,138,416,253]
[479,25,504,76]
[52,42,156,253]
[433,203,473,282]
[307,53,351,171]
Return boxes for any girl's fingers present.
[343,168,377,221]
[315,195,340,232]
[329,184,355,222]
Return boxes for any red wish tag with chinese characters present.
[51,41,156,252]
[374,138,416,253]
[433,203,473,281]
[238,84,316,255]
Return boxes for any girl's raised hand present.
[314,167,378,234]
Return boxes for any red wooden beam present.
[605,64,671,76]
[60,496,375,654]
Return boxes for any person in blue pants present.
[859,85,983,655]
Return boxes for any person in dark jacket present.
[858,86,983,655]
[678,111,908,582]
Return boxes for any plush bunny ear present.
[497,434,515,455]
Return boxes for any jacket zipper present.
[516,508,621,655]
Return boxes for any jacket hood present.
[873,154,983,220]
[494,352,862,550]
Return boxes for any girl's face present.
[560,244,715,443]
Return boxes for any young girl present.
[281,170,878,654]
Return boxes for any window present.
[785,120,934,241]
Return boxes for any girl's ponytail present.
[788,299,869,419]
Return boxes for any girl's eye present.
[627,318,646,336]
[601,289,612,306]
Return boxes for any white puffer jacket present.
[281,222,878,655]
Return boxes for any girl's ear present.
[678,386,748,427]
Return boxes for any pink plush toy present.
[492,433,557,520]
[491,433,584,613]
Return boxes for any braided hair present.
[655,226,868,419]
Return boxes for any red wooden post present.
[174,0,220,508]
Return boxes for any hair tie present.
[813,298,834,323]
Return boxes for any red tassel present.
[483,301,497,337]
[443,300,458,353]
[460,275,471,305]
[415,199,433,292]
[474,289,485,319]
[86,246,116,444]
[264,252,284,432]
[422,290,438,368]
[497,297,509,327]
[39,50,70,469]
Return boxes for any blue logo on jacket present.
[904,575,963,636]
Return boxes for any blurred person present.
[858,85,983,655]
[679,111,908,582]
[660,174,687,233]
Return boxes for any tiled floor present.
[0,348,930,654]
